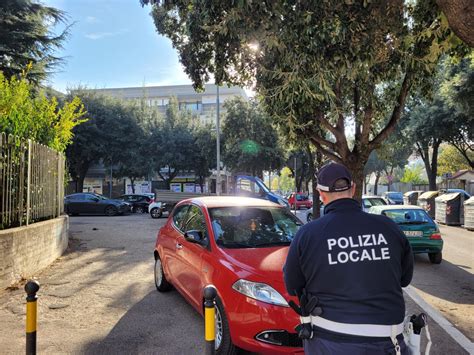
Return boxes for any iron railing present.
[0,133,65,230]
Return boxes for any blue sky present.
[42,0,192,92]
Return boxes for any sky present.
[42,0,193,93]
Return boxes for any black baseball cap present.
[317,162,353,192]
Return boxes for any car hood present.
[220,246,289,283]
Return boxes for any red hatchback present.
[154,196,304,354]
[286,193,312,210]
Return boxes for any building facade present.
[91,83,247,124]
[74,84,248,196]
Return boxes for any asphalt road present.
[0,213,471,354]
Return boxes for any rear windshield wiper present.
[251,241,292,248]
[217,241,252,248]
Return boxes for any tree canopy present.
[141,0,467,198]
[0,0,68,85]
[222,98,284,177]
[0,71,85,151]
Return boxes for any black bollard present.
[203,285,217,355]
[25,280,40,355]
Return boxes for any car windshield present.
[382,209,433,225]
[92,194,108,200]
[209,207,302,248]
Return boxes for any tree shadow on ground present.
[412,254,474,306]
[81,289,204,355]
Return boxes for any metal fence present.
[0,133,65,230]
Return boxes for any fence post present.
[203,285,217,355]
[57,153,61,217]
[25,280,40,355]
[26,139,32,226]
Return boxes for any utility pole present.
[216,84,221,196]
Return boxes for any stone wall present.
[0,216,68,289]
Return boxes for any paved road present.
[0,213,471,354]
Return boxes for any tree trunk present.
[436,0,474,48]
[346,158,367,202]
[312,150,324,218]
[374,172,380,196]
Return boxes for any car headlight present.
[232,279,289,307]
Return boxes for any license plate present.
[404,231,423,237]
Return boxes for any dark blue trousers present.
[304,336,409,355]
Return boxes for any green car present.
[368,205,443,264]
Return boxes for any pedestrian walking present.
[284,162,414,355]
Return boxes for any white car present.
[304,195,387,223]
[148,201,167,219]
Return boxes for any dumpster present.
[464,197,474,231]
[403,191,423,205]
[418,191,439,219]
[435,192,464,226]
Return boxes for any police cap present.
[317,162,353,192]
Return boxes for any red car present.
[286,192,312,210]
[154,196,304,354]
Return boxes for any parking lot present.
[0,213,471,354]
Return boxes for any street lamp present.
[216,84,221,196]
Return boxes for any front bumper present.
[226,292,303,354]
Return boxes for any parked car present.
[286,192,313,209]
[154,196,304,354]
[118,194,153,213]
[368,205,443,264]
[148,201,169,219]
[383,191,404,205]
[64,193,130,216]
[304,195,387,222]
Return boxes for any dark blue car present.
[383,191,404,205]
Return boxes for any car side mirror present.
[184,230,207,245]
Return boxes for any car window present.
[183,205,208,239]
[382,209,433,224]
[84,194,99,201]
[209,207,302,248]
[68,194,85,201]
[172,204,190,231]
[363,198,387,208]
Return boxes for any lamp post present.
[216,84,221,196]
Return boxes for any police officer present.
[284,162,414,355]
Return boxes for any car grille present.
[255,330,303,347]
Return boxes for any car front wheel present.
[429,252,442,264]
[134,206,145,213]
[150,207,162,219]
[104,205,118,216]
[214,297,237,355]
[154,256,172,292]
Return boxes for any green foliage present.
[142,0,467,199]
[148,97,198,188]
[401,165,427,184]
[0,0,68,85]
[222,98,284,177]
[438,145,472,176]
[0,71,85,152]
[277,167,295,195]
[191,124,216,188]
[65,89,144,190]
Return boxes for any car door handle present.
[176,243,183,250]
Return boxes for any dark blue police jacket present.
[284,198,414,325]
